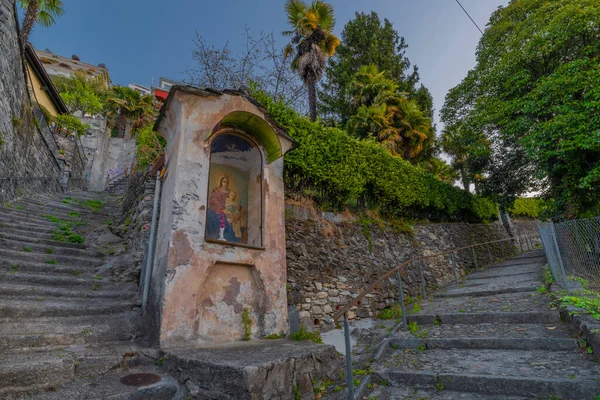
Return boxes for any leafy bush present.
[135,124,166,169]
[289,327,323,344]
[251,89,497,222]
[509,198,547,219]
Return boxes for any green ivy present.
[251,89,497,222]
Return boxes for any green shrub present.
[509,198,548,219]
[378,305,403,320]
[289,327,323,344]
[250,89,497,222]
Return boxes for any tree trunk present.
[498,207,516,238]
[307,78,317,121]
[21,1,39,43]
[459,165,470,192]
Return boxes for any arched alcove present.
[206,132,263,247]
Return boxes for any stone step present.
[0,237,98,257]
[0,282,134,301]
[402,322,575,340]
[0,298,137,318]
[17,198,114,218]
[0,231,87,249]
[407,312,560,326]
[0,270,124,290]
[22,369,182,400]
[376,349,600,399]
[389,336,578,351]
[369,386,530,400]
[433,285,539,298]
[0,248,103,267]
[0,344,144,396]
[0,224,55,237]
[0,312,139,336]
[0,258,98,276]
[0,314,137,352]
[0,213,58,228]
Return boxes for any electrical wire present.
[455,0,484,35]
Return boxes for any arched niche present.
[206,131,264,247]
[210,111,283,164]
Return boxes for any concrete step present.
[377,349,600,399]
[0,298,137,318]
[407,312,560,326]
[0,237,98,257]
[0,248,103,266]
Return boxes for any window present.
[206,132,263,247]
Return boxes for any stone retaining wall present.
[285,205,541,331]
[0,0,63,204]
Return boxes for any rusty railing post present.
[450,252,458,283]
[343,312,354,400]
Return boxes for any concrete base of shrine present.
[164,339,341,400]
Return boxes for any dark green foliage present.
[442,0,600,219]
[319,12,427,125]
[252,89,497,222]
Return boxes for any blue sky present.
[26,0,508,127]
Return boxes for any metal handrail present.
[331,234,536,322]
[329,233,539,400]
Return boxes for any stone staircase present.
[369,249,600,400]
[0,191,182,399]
[104,175,128,195]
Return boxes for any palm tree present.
[284,0,340,121]
[19,0,65,43]
[441,126,470,191]
[348,64,431,159]
[106,86,156,136]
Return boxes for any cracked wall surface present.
[147,90,291,346]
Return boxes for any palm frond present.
[311,0,335,31]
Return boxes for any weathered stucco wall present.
[0,0,62,203]
[285,206,542,330]
[80,115,110,191]
[80,115,136,192]
[147,90,291,347]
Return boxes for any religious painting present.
[206,164,249,244]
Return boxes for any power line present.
[455,0,484,35]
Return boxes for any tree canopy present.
[319,12,431,125]
[441,0,600,219]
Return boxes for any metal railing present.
[538,217,600,298]
[328,233,540,399]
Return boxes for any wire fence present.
[538,217,600,300]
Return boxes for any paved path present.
[369,249,600,400]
